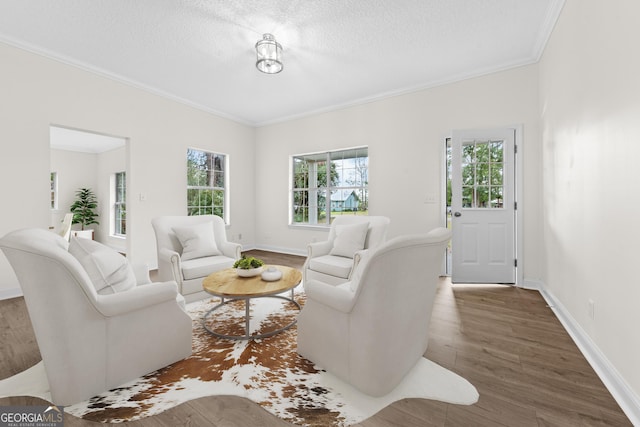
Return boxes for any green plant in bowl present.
[233,256,264,269]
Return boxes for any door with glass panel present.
[450,128,516,283]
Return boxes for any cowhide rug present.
[0,292,479,426]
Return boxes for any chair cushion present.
[173,221,221,261]
[68,237,136,295]
[308,255,354,279]
[329,222,369,258]
[181,255,236,280]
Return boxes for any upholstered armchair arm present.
[219,241,242,259]
[95,281,179,317]
[348,249,369,280]
[307,241,332,258]
[131,263,151,285]
[158,247,182,284]
[305,279,356,313]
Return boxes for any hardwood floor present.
[0,250,631,426]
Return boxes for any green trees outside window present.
[461,141,504,208]
[292,147,368,225]
[187,148,226,220]
[114,172,126,235]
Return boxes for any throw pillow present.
[173,221,221,261]
[68,237,137,295]
[329,222,369,258]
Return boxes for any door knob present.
[454,212,462,217]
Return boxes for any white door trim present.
[442,124,524,286]
[514,124,524,287]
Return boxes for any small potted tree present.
[70,187,99,239]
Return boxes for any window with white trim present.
[187,148,227,221]
[114,171,126,236]
[50,172,58,210]
[291,147,368,226]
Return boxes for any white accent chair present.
[57,213,73,241]
[0,228,192,406]
[152,215,241,302]
[303,215,390,286]
[297,228,451,397]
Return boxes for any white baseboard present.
[252,244,306,257]
[238,243,256,252]
[520,279,543,290]
[539,286,640,425]
[0,286,23,301]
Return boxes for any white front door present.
[450,128,516,284]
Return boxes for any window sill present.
[288,224,330,231]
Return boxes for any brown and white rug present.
[0,292,478,426]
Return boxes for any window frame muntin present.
[113,171,126,237]
[50,172,58,211]
[290,146,369,227]
[186,147,229,224]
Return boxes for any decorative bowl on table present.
[233,256,265,277]
[261,267,283,282]
[236,267,263,277]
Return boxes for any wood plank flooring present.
[0,250,631,426]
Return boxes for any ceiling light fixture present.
[255,33,283,74]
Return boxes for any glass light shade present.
[255,33,283,74]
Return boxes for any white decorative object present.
[236,267,263,277]
[261,267,283,282]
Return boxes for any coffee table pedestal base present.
[202,290,300,341]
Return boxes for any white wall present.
[255,65,543,283]
[539,0,640,409]
[0,41,256,297]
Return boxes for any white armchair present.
[303,215,390,286]
[0,228,192,406]
[57,212,73,241]
[297,228,451,397]
[152,215,241,302]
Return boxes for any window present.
[291,147,368,226]
[114,171,126,236]
[461,140,504,208]
[50,172,58,210]
[187,148,227,221]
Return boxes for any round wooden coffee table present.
[202,265,302,340]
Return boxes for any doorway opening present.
[50,125,128,253]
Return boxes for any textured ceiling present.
[0,0,564,126]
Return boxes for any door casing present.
[442,125,524,286]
